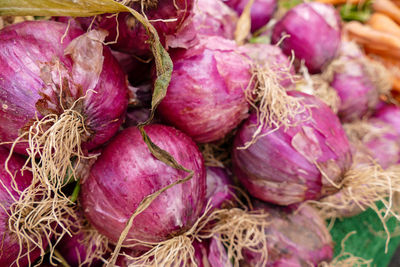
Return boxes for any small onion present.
[158,36,252,143]
[242,202,333,266]
[233,91,352,206]
[224,0,277,32]
[167,0,238,49]
[81,125,206,245]
[0,147,45,266]
[76,0,194,56]
[323,42,390,122]
[0,21,128,154]
[271,2,341,74]
[206,167,234,210]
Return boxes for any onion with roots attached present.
[167,0,238,49]
[233,91,352,206]
[242,202,333,267]
[223,0,277,32]
[271,2,341,74]
[158,35,252,143]
[75,0,194,57]
[81,125,206,265]
[0,147,46,266]
[322,41,391,122]
[0,20,128,256]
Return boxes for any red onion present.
[194,236,232,267]
[323,42,391,122]
[0,21,128,154]
[158,36,252,143]
[0,147,45,266]
[271,2,341,74]
[374,104,400,136]
[76,0,194,56]
[233,91,352,206]
[239,43,295,88]
[206,167,234,210]
[224,0,277,32]
[167,0,238,49]
[243,202,333,266]
[81,125,206,245]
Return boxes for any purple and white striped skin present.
[81,125,206,245]
[0,147,45,266]
[233,91,352,206]
[271,2,341,74]
[206,167,234,210]
[223,0,277,32]
[242,202,333,267]
[76,0,194,56]
[158,36,252,143]
[0,21,128,155]
[167,0,238,49]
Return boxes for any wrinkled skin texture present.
[158,36,251,143]
[81,125,206,245]
[0,21,128,154]
[223,0,277,32]
[0,147,44,266]
[243,202,333,266]
[206,167,234,210]
[239,43,295,88]
[167,0,238,49]
[233,91,352,206]
[271,2,341,74]
[77,0,194,56]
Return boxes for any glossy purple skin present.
[0,147,44,266]
[374,104,400,137]
[167,0,238,49]
[233,91,352,206]
[239,43,295,88]
[271,2,341,74]
[206,167,233,210]
[81,125,206,245]
[0,21,128,155]
[77,0,194,56]
[194,236,232,267]
[227,0,277,32]
[158,36,251,143]
[243,203,333,266]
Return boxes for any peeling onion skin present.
[243,202,333,266]
[77,0,194,56]
[0,21,128,154]
[271,2,341,74]
[206,167,234,210]
[0,147,44,266]
[81,125,206,245]
[233,91,352,206]
[158,36,251,143]
[223,0,277,32]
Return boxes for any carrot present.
[365,45,400,60]
[373,0,400,25]
[367,13,400,38]
[344,21,400,51]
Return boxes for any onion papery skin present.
[373,104,400,137]
[0,21,128,155]
[233,91,352,206]
[81,125,206,245]
[206,167,234,210]
[271,2,341,74]
[166,0,238,49]
[239,43,295,88]
[223,0,277,32]
[243,202,333,266]
[158,36,251,143]
[76,0,194,56]
[0,147,44,266]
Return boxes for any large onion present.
[233,91,352,206]
[158,36,252,143]
[271,2,341,73]
[81,125,206,245]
